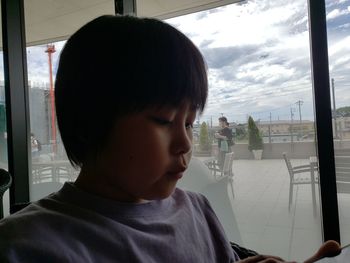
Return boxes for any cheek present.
[108,131,168,170]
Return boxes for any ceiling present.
[0,0,241,47]
[136,0,241,19]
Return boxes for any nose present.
[171,126,192,155]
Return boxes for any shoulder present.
[173,188,214,216]
[0,199,60,238]
[0,192,79,241]
[0,202,54,261]
[173,187,207,203]
[0,195,90,262]
[172,189,237,261]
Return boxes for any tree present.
[336,106,350,117]
[199,121,210,151]
[248,116,263,151]
[235,124,247,140]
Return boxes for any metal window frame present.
[1,0,31,207]
[308,0,340,242]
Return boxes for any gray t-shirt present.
[0,183,239,262]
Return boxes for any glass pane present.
[24,1,114,201]
[169,1,322,261]
[326,0,350,246]
[0,1,10,218]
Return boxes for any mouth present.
[167,155,189,179]
[167,168,186,179]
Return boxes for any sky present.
[1,0,349,126]
[166,0,350,125]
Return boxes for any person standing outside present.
[215,116,233,169]
[30,133,41,157]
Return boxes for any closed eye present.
[151,117,173,126]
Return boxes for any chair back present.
[282,152,293,179]
[0,169,12,219]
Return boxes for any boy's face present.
[87,101,196,203]
[219,120,225,128]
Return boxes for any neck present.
[74,167,145,204]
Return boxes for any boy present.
[0,15,237,263]
[0,15,340,263]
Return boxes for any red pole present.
[45,44,57,154]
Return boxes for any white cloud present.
[326,8,349,20]
[168,0,350,123]
[328,36,350,56]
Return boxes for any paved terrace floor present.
[203,158,350,262]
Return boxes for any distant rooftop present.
[258,120,314,125]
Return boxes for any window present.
[169,1,322,261]
[1,0,343,259]
[24,0,114,201]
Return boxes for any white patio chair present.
[205,152,235,198]
[206,152,235,180]
[282,152,318,211]
[335,156,350,194]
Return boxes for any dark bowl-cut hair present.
[55,15,208,168]
[219,116,229,125]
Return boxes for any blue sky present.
[2,0,348,126]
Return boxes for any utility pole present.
[268,112,272,143]
[290,108,294,144]
[45,44,56,154]
[296,100,303,140]
[331,78,338,139]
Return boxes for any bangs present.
[107,17,208,114]
[131,43,207,113]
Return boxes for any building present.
[256,119,315,142]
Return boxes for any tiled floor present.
[222,158,349,262]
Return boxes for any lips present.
[167,156,189,179]
[167,167,187,179]
[167,171,185,179]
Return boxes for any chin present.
[145,188,176,201]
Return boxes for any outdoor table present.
[202,156,217,173]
